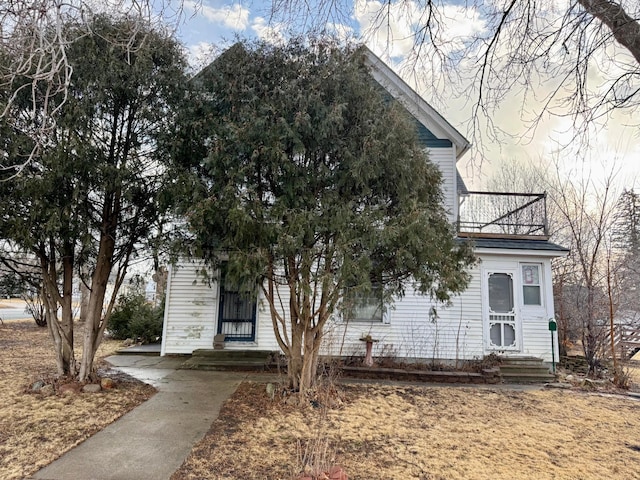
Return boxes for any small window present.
[521,264,542,306]
[344,284,384,323]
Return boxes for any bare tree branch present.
[267,0,640,160]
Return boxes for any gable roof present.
[363,47,471,161]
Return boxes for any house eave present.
[473,247,569,258]
[457,235,569,258]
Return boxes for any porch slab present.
[116,343,162,355]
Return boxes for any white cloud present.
[438,5,485,50]
[355,0,415,60]
[251,17,286,44]
[184,0,250,30]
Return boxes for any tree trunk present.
[41,242,77,377]
[607,257,619,378]
[287,326,323,394]
[59,247,76,375]
[269,252,338,395]
[153,267,168,307]
[288,314,304,390]
[44,290,66,376]
[79,278,90,323]
[78,233,115,381]
[579,0,640,64]
[300,333,317,395]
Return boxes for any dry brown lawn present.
[5,314,640,480]
[0,319,155,480]
[173,379,640,480]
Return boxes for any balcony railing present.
[457,191,548,238]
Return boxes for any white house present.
[160,48,568,364]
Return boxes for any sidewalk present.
[32,355,247,480]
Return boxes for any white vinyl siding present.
[321,263,484,362]
[163,253,558,362]
[161,261,284,355]
[427,146,457,221]
[161,262,218,355]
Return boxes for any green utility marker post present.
[549,319,557,374]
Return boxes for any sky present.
[169,0,640,192]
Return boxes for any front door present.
[484,269,520,351]
[217,274,257,342]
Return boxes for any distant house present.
[161,47,568,364]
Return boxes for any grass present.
[0,319,155,480]
[173,376,640,480]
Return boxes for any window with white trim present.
[521,264,542,306]
[343,284,384,323]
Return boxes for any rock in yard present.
[545,382,573,389]
[328,466,348,480]
[581,378,609,390]
[266,383,275,400]
[100,377,115,389]
[31,380,45,392]
[82,383,102,393]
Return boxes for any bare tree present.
[545,158,622,374]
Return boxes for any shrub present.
[612,365,632,390]
[108,292,164,343]
[23,290,47,327]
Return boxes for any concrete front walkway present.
[32,355,248,480]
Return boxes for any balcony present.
[457,191,548,239]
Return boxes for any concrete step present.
[498,356,546,364]
[499,365,553,375]
[181,349,278,371]
[191,349,275,359]
[497,356,555,384]
[181,358,269,371]
[116,344,161,356]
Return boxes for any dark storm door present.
[217,275,257,342]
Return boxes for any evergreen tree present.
[179,39,475,392]
[0,14,187,380]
